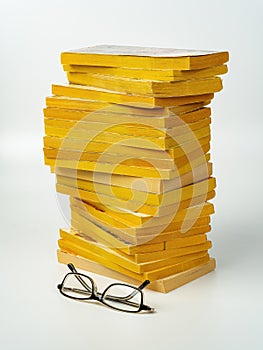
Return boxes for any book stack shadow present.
[43,45,228,292]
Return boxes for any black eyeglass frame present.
[57,263,155,313]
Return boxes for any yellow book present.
[46,96,111,111]
[70,211,136,249]
[58,179,215,217]
[56,174,215,207]
[44,115,211,139]
[44,123,211,150]
[45,96,211,117]
[71,202,212,243]
[66,72,222,97]
[71,210,212,247]
[117,235,209,257]
[70,197,212,232]
[138,251,210,273]
[52,84,215,108]
[45,151,210,180]
[163,234,208,249]
[44,143,210,170]
[88,221,211,247]
[43,131,211,159]
[58,238,144,280]
[63,63,228,81]
[52,160,213,195]
[127,242,212,264]
[166,238,210,250]
[179,107,211,123]
[71,202,211,238]
[61,45,229,70]
[43,105,211,130]
[59,228,209,274]
[47,157,172,179]
[48,158,168,179]
[71,200,210,237]
[71,197,214,227]
[70,211,165,249]
[57,250,216,293]
[59,231,143,274]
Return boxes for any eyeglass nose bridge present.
[91,283,99,299]
[92,293,101,302]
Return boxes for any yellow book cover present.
[70,197,213,233]
[44,115,211,139]
[48,136,211,170]
[52,84,215,108]
[63,63,228,81]
[57,181,215,217]
[71,197,214,228]
[70,209,212,247]
[52,160,212,195]
[138,225,211,248]
[70,212,165,249]
[45,151,210,180]
[66,72,222,97]
[44,132,211,159]
[70,199,212,240]
[130,242,212,264]
[56,174,215,207]
[71,202,211,238]
[44,123,211,150]
[45,96,211,118]
[71,195,211,228]
[44,143,210,170]
[45,96,167,115]
[44,118,211,144]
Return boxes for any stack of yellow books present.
[43,45,229,292]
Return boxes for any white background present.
[1,0,263,349]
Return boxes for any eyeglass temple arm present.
[138,280,151,290]
[127,280,151,299]
[67,263,93,292]
[68,263,78,273]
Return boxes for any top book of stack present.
[61,44,229,70]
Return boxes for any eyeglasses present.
[57,263,155,313]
